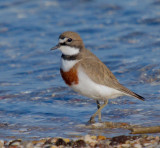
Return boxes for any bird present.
[51,31,145,123]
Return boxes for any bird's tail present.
[131,92,145,101]
[118,84,145,101]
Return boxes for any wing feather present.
[77,49,145,101]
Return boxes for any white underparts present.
[71,67,125,100]
[61,58,80,72]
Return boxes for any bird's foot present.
[88,117,95,124]
[98,118,102,123]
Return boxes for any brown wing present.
[78,50,145,101]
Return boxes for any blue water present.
[0,0,160,140]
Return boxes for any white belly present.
[71,67,124,100]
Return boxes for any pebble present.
[155,136,160,141]
[91,135,97,140]
[73,139,86,147]
[1,135,160,148]
[84,135,97,144]
[55,138,67,146]
[63,138,70,143]
[9,139,22,146]
[51,146,58,148]
[125,140,130,144]
[143,142,151,147]
[121,143,130,147]
[0,140,4,148]
[26,143,34,148]
[133,143,142,148]
[32,139,46,145]
[97,135,106,140]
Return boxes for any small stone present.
[32,139,46,145]
[91,135,97,140]
[51,146,58,148]
[9,139,22,146]
[43,144,52,148]
[105,141,111,146]
[94,143,106,148]
[90,142,96,147]
[0,140,4,147]
[45,138,57,144]
[55,138,66,146]
[117,145,122,148]
[135,138,142,145]
[142,135,148,138]
[151,139,157,144]
[63,138,70,143]
[121,143,130,148]
[133,143,142,148]
[51,138,58,144]
[8,146,19,148]
[121,123,128,126]
[125,140,130,144]
[73,140,86,147]
[84,135,96,144]
[97,135,106,140]
[143,142,151,146]
[67,140,74,147]
[26,142,34,148]
[155,136,160,141]
[147,136,154,140]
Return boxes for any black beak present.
[50,44,60,50]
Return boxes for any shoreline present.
[2,134,160,148]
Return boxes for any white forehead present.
[59,38,67,43]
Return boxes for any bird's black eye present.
[67,38,72,42]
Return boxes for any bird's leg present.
[96,100,101,122]
[89,100,108,124]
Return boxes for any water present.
[0,0,160,140]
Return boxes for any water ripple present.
[0,0,159,140]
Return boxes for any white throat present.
[59,46,80,56]
[61,58,80,72]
